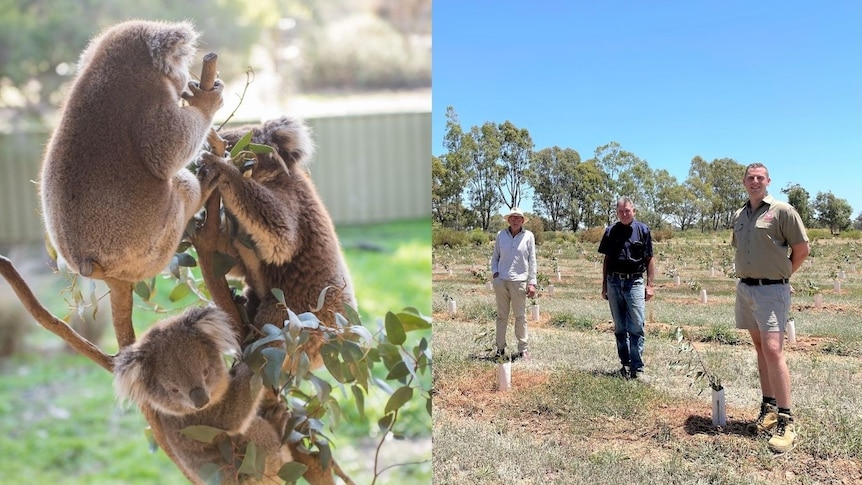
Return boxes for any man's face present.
[508,215,524,230]
[743,167,770,199]
[616,203,635,225]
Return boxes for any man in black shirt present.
[598,197,656,379]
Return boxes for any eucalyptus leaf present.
[168,282,192,302]
[384,311,406,345]
[396,307,433,331]
[277,462,308,483]
[261,347,286,388]
[179,425,226,444]
[271,288,286,306]
[236,442,262,476]
[248,142,276,154]
[212,251,237,278]
[351,384,366,419]
[230,130,254,158]
[385,385,414,415]
[134,280,151,301]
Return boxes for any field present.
[0,219,431,485]
[432,232,862,485]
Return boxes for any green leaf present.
[199,463,222,485]
[212,251,237,278]
[237,442,259,476]
[350,384,366,419]
[341,303,362,326]
[321,344,344,382]
[261,347,286,388]
[179,425,226,443]
[385,360,411,381]
[271,288,286,306]
[309,374,332,403]
[175,252,197,268]
[230,130,254,158]
[384,312,406,345]
[277,462,308,483]
[134,280,151,301]
[384,385,414,415]
[396,307,433,331]
[425,396,432,416]
[169,254,181,279]
[169,282,192,302]
[248,143,276,154]
[378,413,394,432]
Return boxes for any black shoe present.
[619,366,630,378]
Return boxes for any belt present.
[740,277,788,286]
[609,272,642,279]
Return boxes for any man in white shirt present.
[490,207,537,360]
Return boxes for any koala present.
[199,117,356,363]
[114,306,290,485]
[39,20,223,346]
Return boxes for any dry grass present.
[432,235,862,484]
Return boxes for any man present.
[598,197,655,379]
[732,163,809,453]
[490,207,537,360]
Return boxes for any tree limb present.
[0,255,113,372]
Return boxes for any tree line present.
[433,106,858,234]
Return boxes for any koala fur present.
[39,19,223,284]
[199,117,356,354]
[114,306,290,484]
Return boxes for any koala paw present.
[182,79,224,115]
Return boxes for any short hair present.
[744,162,769,179]
[616,196,635,210]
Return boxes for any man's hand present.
[527,284,536,298]
[645,285,655,301]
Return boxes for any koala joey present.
[114,306,290,484]
[39,19,223,347]
[199,117,356,363]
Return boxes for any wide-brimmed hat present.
[504,207,528,223]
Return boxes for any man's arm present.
[789,241,810,274]
[645,256,656,301]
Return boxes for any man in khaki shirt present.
[732,163,809,453]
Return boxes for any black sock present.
[763,396,777,406]
[778,407,792,417]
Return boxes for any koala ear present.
[194,307,241,356]
[266,117,315,168]
[146,21,199,78]
[113,347,145,406]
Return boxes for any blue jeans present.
[606,275,646,370]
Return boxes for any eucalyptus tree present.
[642,168,679,229]
[812,191,852,234]
[781,183,814,227]
[571,160,609,230]
[709,158,747,229]
[496,120,534,211]
[663,183,699,231]
[435,107,472,228]
[465,122,504,231]
[591,141,644,225]
[528,146,581,231]
[685,156,713,231]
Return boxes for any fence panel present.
[0,112,430,245]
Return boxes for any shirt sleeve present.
[490,231,501,274]
[528,231,537,285]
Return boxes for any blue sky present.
[432,1,862,218]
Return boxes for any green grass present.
[0,218,431,485]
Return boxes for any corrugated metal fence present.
[0,111,430,245]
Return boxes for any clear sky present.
[432,1,862,218]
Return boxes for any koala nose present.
[189,387,210,409]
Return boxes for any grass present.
[0,218,431,485]
[433,234,862,484]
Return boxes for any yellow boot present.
[768,413,797,452]
[746,403,778,435]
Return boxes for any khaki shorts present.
[735,280,790,332]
